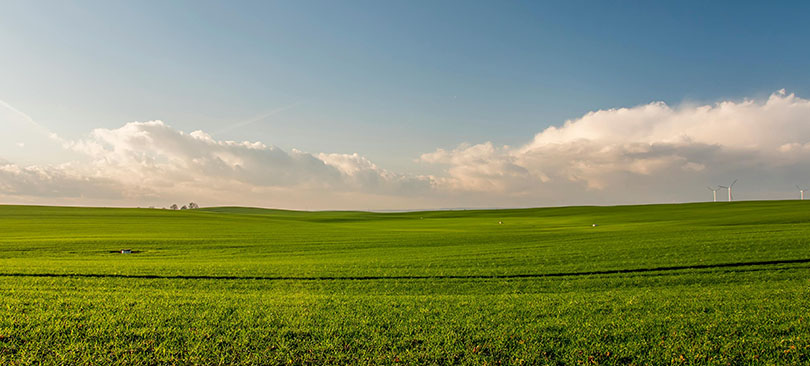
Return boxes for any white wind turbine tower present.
[707,186,720,202]
[717,179,737,202]
[797,185,808,200]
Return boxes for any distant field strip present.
[1,257,808,281]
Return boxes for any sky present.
[2,1,810,209]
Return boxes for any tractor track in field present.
[1,258,808,281]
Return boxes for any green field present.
[1,201,808,365]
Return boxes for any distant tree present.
[170,204,178,210]
[180,205,188,210]
[188,202,199,209]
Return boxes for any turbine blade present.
[730,179,738,187]
[718,186,728,189]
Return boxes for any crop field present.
[0,201,809,365]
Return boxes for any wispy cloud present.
[0,99,64,143]
[214,102,302,135]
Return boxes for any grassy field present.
[0,201,808,365]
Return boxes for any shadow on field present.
[1,258,809,281]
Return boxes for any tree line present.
[168,202,199,210]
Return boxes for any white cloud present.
[0,120,434,208]
[69,120,432,193]
[421,90,810,203]
[0,159,123,199]
[3,90,810,208]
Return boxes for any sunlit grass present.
[1,201,809,364]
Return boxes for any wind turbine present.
[707,186,720,202]
[797,185,808,200]
[717,179,737,202]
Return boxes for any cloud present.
[68,120,432,192]
[1,120,434,208]
[0,159,123,199]
[214,102,302,134]
[318,152,434,194]
[3,90,810,208]
[66,121,337,189]
[421,90,810,203]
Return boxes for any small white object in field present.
[498,221,503,224]
[592,224,598,227]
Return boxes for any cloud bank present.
[2,90,810,208]
[57,121,432,208]
[421,90,810,205]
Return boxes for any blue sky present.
[2,1,810,208]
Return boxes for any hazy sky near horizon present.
[2,1,810,209]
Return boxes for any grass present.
[0,201,808,364]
